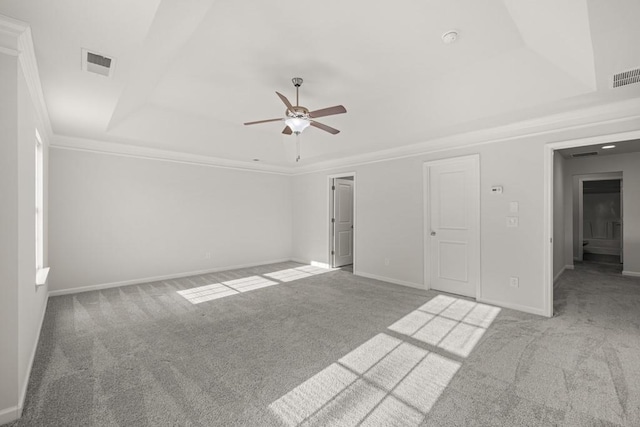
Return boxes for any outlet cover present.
[509,277,519,288]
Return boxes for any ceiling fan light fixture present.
[285,117,310,134]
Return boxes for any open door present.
[332,178,354,268]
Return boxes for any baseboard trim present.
[17,291,49,418]
[565,264,575,270]
[622,270,640,277]
[354,271,424,290]
[476,297,548,317]
[0,405,20,425]
[289,258,332,269]
[48,258,292,297]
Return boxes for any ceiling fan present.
[244,77,347,136]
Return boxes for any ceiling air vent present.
[572,152,599,158]
[613,68,640,88]
[81,48,115,77]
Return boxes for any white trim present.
[35,267,49,286]
[48,258,291,297]
[293,99,640,175]
[16,26,53,140]
[565,264,575,270]
[543,128,640,321]
[477,297,548,317]
[289,258,333,269]
[50,135,291,176]
[0,15,53,141]
[622,271,640,278]
[0,406,20,425]
[30,95,640,178]
[423,154,481,299]
[0,45,19,56]
[18,292,49,416]
[355,271,425,290]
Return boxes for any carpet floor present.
[8,261,640,426]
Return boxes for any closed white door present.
[333,178,354,267]
[426,156,479,298]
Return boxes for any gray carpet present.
[8,261,640,426]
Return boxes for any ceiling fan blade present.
[282,126,292,135]
[244,118,283,126]
[276,91,296,113]
[310,120,340,135]
[309,105,347,119]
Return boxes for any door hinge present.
[331,218,335,223]
[331,250,335,255]
[332,185,335,191]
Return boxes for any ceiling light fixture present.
[602,145,616,150]
[284,116,311,134]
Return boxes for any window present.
[35,129,48,285]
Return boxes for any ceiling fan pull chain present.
[296,134,301,162]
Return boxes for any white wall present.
[48,148,292,292]
[0,51,20,422]
[564,152,640,274]
[17,60,49,415]
[0,47,49,424]
[553,152,566,279]
[293,117,640,316]
[293,138,548,315]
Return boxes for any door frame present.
[543,129,640,318]
[575,173,622,261]
[423,154,481,298]
[327,172,356,270]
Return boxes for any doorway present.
[544,130,640,318]
[329,174,355,270]
[576,175,623,268]
[424,155,480,298]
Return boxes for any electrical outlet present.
[384,258,390,266]
[509,277,519,288]
[506,216,519,228]
[205,252,212,259]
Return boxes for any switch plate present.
[509,277,519,288]
[491,186,503,194]
[509,201,519,213]
[506,216,519,227]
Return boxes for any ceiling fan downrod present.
[292,77,303,106]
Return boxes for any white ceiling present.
[2,0,640,167]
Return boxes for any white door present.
[333,178,354,267]
[426,156,479,298]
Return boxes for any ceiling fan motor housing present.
[287,105,309,118]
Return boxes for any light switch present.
[507,216,519,228]
[509,201,519,213]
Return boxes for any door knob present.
[430,231,436,236]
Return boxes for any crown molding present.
[50,134,293,175]
[292,97,640,175]
[0,14,53,143]
[50,96,640,177]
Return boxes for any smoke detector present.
[442,30,459,44]
[81,48,115,77]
